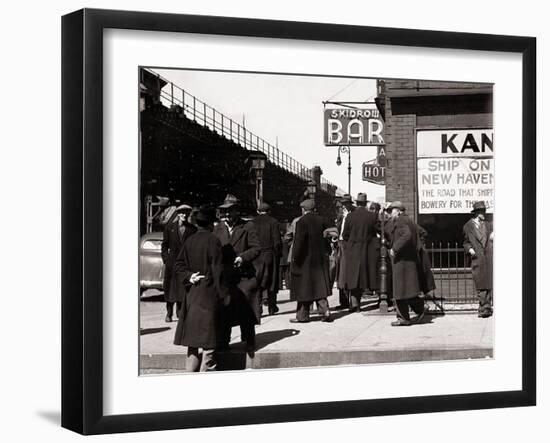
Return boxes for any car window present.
[142,239,162,251]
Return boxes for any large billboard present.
[417,129,494,214]
[324,107,385,146]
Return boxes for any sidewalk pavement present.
[140,289,493,372]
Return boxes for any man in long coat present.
[342,193,379,312]
[290,199,333,323]
[463,201,493,318]
[283,213,302,299]
[173,209,228,371]
[253,203,282,316]
[161,204,197,322]
[213,194,261,354]
[334,195,353,309]
[387,201,427,326]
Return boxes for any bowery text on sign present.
[324,108,385,146]
[417,129,494,214]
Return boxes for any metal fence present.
[143,68,342,195]
[426,242,478,309]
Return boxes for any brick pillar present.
[385,98,417,220]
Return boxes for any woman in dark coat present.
[173,210,228,371]
[387,201,426,326]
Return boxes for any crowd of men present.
[159,193,493,372]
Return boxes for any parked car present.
[139,232,164,295]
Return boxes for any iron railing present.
[426,242,479,308]
[143,68,343,195]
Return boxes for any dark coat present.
[173,229,228,349]
[342,206,379,291]
[290,212,331,302]
[463,219,493,290]
[213,219,261,324]
[252,213,282,293]
[161,220,197,303]
[388,214,422,300]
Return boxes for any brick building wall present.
[377,79,493,243]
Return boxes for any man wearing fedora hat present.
[213,194,261,355]
[173,208,229,371]
[342,192,379,312]
[463,201,494,318]
[386,201,427,326]
[161,204,197,322]
[334,194,354,309]
[290,199,333,323]
[253,202,282,316]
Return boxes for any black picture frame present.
[61,8,536,435]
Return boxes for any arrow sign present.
[362,163,386,184]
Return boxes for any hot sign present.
[362,163,386,184]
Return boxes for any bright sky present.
[154,68,385,201]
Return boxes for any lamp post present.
[307,180,317,202]
[336,145,351,195]
[248,151,267,209]
[377,198,389,313]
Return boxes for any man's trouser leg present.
[166,302,174,318]
[350,288,362,311]
[186,347,201,372]
[395,299,412,323]
[408,296,425,316]
[199,348,217,371]
[267,290,278,314]
[240,321,256,352]
[296,301,311,321]
[478,290,493,316]
[316,298,331,319]
[338,289,350,309]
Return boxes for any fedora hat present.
[339,194,352,203]
[356,193,367,203]
[471,201,487,213]
[387,200,406,211]
[218,194,240,209]
[257,202,271,212]
[300,199,316,211]
[175,204,192,213]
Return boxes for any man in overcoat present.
[253,203,282,316]
[335,194,354,309]
[173,209,228,371]
[342,193,379,312]
[213,194,261,354]
[161,204,197,322]
[283,213,302,298]
[463,201,493,318]
[387,201,427,326]
[290,199,333,323]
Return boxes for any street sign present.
[324,108,385,146]
[362,163,385,184]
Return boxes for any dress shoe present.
[348,307,359,313]
[321,315,334,323]
[289,318,310,323]
[391,320,411,327]
[411,308,427,324]
[268,306,279,316]
[165,315,172,323]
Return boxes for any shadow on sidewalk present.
[140,327,171,335]
[218,328,299,370]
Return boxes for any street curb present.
[140,347,493,371]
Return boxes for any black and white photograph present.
[138,68,494,374]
